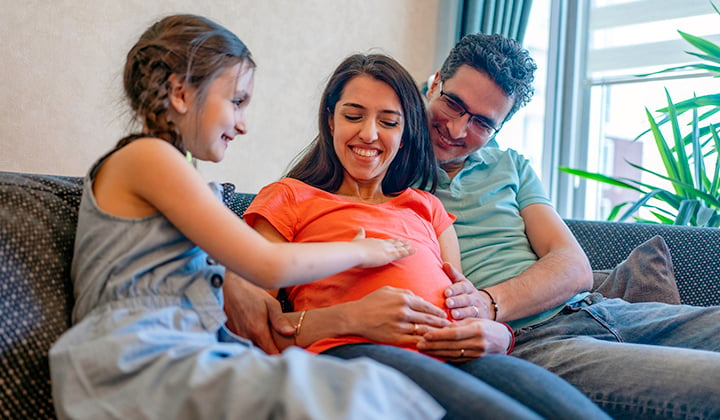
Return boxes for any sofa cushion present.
[591,235,681,304]
[0,172,82,419]
[566,219,720,306]
[221,182,256,218]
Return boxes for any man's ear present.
[167,73,190,114]
[426,71,441,99]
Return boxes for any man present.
[225,34,720,418]
[422,33,720,419]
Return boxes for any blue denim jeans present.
[513,293,720,419]
[322,343,610,420]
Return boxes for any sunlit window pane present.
[499,0,550,180]
[584,0,720,220]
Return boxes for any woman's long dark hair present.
[286,54,438,194]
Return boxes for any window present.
[499,1,551,178]
[445,0,720,221]
[547,0,720,220]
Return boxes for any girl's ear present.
[167,73,190,114]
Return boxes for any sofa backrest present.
[566,219,720,307]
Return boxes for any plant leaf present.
[606,202,629,221]
[650,211,675,224]
[710,124,720,195]
[679,30,720,58]
[665,90,695,188]
[636,64,720,77]
[676,199,699,225]
[685,51,720,65]
[697,205,719,226]
[660,94,720,113]
[646,106,683,193]
[691,101,705,192]
[617,190,669,221]
[557,167,646,191]
[625,160,720,206]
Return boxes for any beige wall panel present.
[1,0,442,193]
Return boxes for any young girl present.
[48,15,445,420]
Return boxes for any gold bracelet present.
[294,310,307,342]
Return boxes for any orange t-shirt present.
[244,178,456,354]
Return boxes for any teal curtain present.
[458,0,534,44]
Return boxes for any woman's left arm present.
[415,227,513,361]
[437,224,462,272]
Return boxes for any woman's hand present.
[442,263,496,320]
[343,286,451,346]
[416,318,512,362]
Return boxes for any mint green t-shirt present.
[434,147,587,329]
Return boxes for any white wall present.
[1,0,443,193]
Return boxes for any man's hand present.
[442,263,495,320]
[223,271,295,354]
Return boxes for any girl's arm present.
[93,138,413,290]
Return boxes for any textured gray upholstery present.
[565,219,720,307]
[1,171,718,419]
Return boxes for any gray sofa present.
[2,171,719,419]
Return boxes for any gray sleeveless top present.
[71,154,227,331]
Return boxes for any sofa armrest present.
[565,219,720,307]
[0,171,83,418]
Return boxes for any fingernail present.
[447,298,454,306]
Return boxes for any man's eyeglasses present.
[436,83,500,139]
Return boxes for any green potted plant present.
[559,3,720,227]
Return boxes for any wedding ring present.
[460,348,465,358]
[472,305,479,317]
[413,322,418,334]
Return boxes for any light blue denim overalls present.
[49,153,443,420]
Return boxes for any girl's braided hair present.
[117,14,255,153]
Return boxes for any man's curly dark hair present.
[439,33,536,122]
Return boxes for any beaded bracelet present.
[477,288,498,321]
